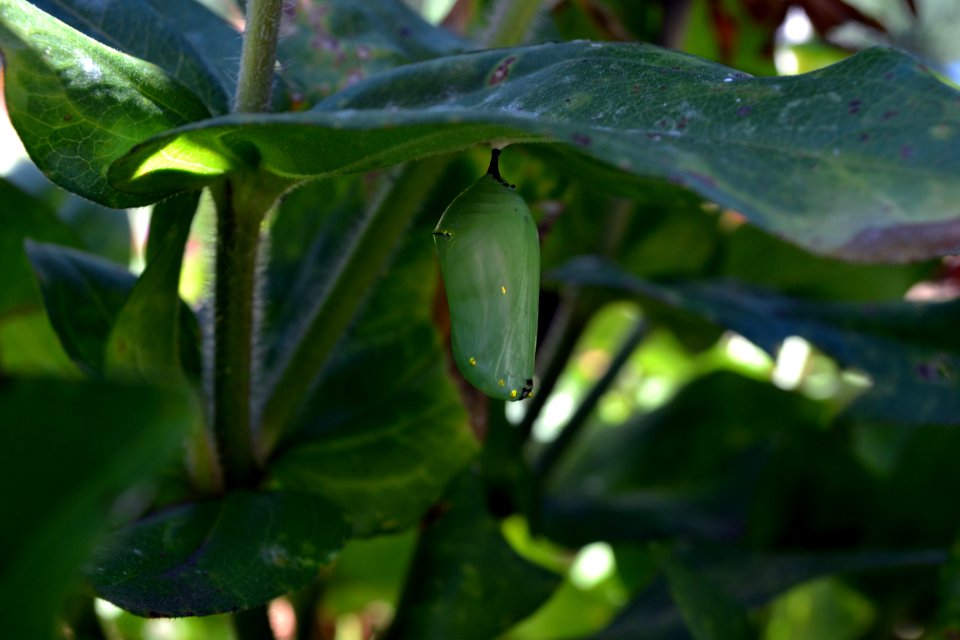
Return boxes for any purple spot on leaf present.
[848,99,861,114]
[736,105,752,117]
[572,133,592,147]
[488,55,518,86]
[883,110,899,120]
[860,133,870,142]
[900,145,916,160]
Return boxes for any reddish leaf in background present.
[740,0,886,35]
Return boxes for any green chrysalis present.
[433,149,539,401]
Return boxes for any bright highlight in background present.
[570,542,616,589]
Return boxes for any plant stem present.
[517,292,592,441]
[534,319,648,481]
[234,604,276,640]
[211,181,263,486]
[234,0,285,113]
[256,158,450,458]
[481,0,546,48]
[208,0,284,486]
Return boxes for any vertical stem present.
[234,604,276,640]
[208,0,284,486]
[534,319,648,481]
[212,182,262,486]
[481,0,547,48]
[235,0,285,113]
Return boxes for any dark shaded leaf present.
[549,257,960,426]
[0,377,200,639]
[656,547,751,640]
[25,242,201,380]
[384,470,560,640]
[278,0,469,107]
[540,371,830,546]
[266,196,476,536]
[594,546,947,640]
[86,490,349,617]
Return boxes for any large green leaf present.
[110,42,960,261]
[0,0,211,207]
[549,257,960,426]
[266,184,477,536]
[384,470,560,640]
[30,0,238,114]
[26,242,201,380]
[0,377,200,640]
[278,0,469,107]
[86,490,349,617]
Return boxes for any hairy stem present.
[256,158,450,458]
[208,0,285,486]
[211,181,263,486]
[234,0,284,113]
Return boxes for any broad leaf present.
[266,185,476,536]
[0,0,211,207]
[30,0,238,114]
[26,242,201,380]
[384,470,560,640]
[110,42,960,261]
[0,377,200,640]
[86,490,349,617]
[278,0,469,107]
[656,548,751,640]
[549,257,960,426]
[105,192,200,381]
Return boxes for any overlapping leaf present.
[30,0,239,114]
[549,257,960,426]
[109,42,960,261]
[0,0,211,207]
[26,242,201,380]
[265,178,476,536]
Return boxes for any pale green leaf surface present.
[30,0,238,114]
[110,42,960,261]
[0,0,211,207]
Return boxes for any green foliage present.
[2,0,960,638]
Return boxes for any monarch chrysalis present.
[433,150,539,401]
